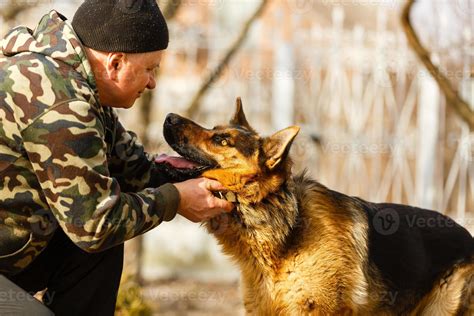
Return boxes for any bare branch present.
[401,0,474,130]
[185,0,270,118]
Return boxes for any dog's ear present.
[264,126,300,170]
[230,97,255,132]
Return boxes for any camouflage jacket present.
[0,11,181,275]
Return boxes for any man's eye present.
[147,68,159,75]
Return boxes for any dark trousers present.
[8,228,124,316]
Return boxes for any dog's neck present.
[208,179,299,274]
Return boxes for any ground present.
[143,278,244,316]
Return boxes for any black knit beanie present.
[72,0,169,53]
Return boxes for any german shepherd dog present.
[163,98,474,315]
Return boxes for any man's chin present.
[123,102,135,109]
[101,101,134,109]
[121,99,136,108]
[112,102,135,109]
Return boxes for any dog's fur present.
[163,98,474,315]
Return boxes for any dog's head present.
[163,97,299,203]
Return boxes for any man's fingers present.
[212,197,234,212]
[202,179,233,212]
[204,179,227,191]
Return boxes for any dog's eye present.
[213,135,231,146]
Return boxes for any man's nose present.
[147,74,156,89]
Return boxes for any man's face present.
[115,51,163,108]
[96,50,163,108]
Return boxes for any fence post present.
[272,9,295,130]
[416,72,440,209]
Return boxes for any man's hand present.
[173,178,234,222]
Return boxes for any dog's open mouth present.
[154,150,216,181]
[155,153,215,178]
[172,146,217,172]
[158,144,218,177]
[155,154,213,173]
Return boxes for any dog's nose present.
[165,113,183,126]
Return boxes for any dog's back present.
[363,200,473,314]
[364,201,473,291]
[293,174,474,315]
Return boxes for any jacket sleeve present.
[21,100,180,253]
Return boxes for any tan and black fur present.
[163,98,474,315]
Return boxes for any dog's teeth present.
[225,192,237,202]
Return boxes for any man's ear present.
[264,126,300,170]
[106,52,125,81]
[229,97,255,132]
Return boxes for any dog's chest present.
[243,252,351,315]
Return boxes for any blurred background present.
[1,0,473,315]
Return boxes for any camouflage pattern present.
[0,11,180,275]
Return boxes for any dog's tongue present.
[155,154,198,169]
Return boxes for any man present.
[0,0,233,314]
